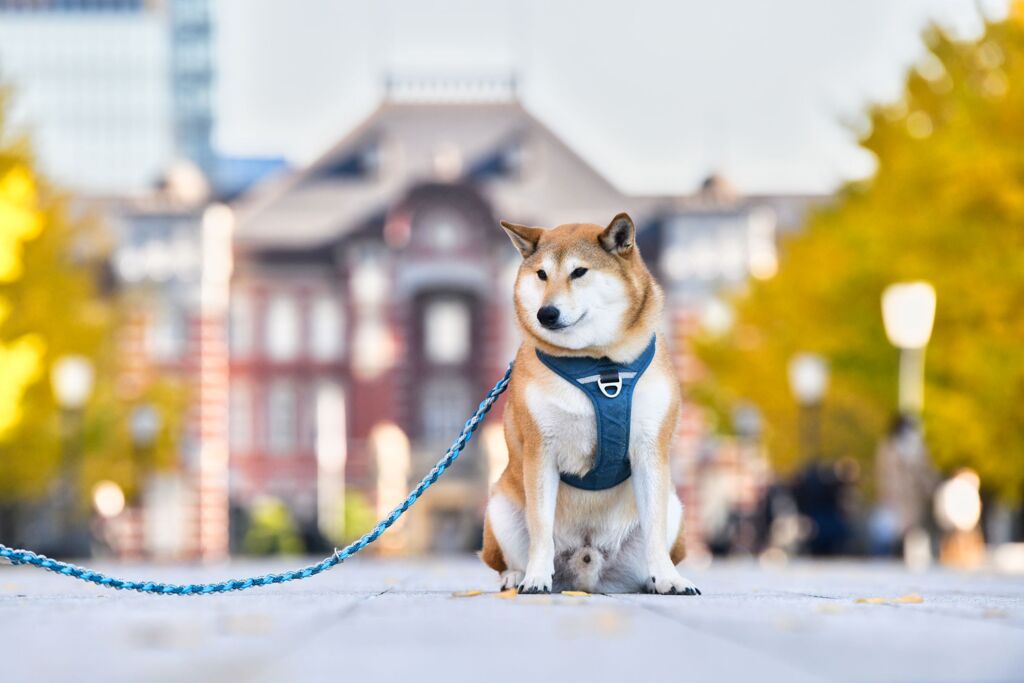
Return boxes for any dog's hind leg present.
[599,495,686,593]
[668,492,687,565]
[485,493,528,590]
[481,514,507,572]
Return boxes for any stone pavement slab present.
[1,557,1022,683]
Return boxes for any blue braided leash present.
[0,364,512,596]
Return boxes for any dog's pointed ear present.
[600,213,635,256]
[500,220,543,258]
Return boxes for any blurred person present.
[726,509,761,557]
[755,481,804,556]
[834,456,868,554]
[873,415,939,558]
[792,461,853,556]
[697,459,742,556]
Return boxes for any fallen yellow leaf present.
[815,604,846,615]
[561,590,590,597]
[593,609,627,634]
[519,595,554,605]
[494,588,518,599]
[855,593,923,605]
[451,590,482,598]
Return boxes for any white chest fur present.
[523,364,675,557]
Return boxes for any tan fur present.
[481,514,507,572]
[484,214,695,594]
[657,354,687,566]
[503,220,662,363]
[670,524,688,565]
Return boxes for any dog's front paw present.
[500,570,525,591]
[518,573,552,594]
[647,570,701,596]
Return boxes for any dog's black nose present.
[537,306,561,328]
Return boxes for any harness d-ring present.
[597,370,622,398]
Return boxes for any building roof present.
[232,80,685,250]
[232,77,825,251]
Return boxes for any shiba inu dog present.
[481,213,699,595]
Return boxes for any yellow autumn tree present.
[0,91,185,533]
[0,92,111,509]
[695,6,1024,502]
[0,164,45,439]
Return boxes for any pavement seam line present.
[236,586,396,683]
[608,595,832,683]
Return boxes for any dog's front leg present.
[631,453,700,596]
[519,437,559,594]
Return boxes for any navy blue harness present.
[535,336,657,491]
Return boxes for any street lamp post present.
[788,353,829,461]
[881,282,936,415]
[881,282,938,568]
[50,354,95,556]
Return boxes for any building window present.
[267,380,296,456]
[424,298,470,365]
[352,318,395,381]
[420,377,471,445]
[230,290,254,357]
[747,208,778,280]
[718,233,746,283]
[264,292,300,361]
[229,381,252,452]
[309,293,343,361]
[413,209,468,253]
[146,301,187,361]
[298,382,317,452]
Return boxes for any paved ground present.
[1,555,1022,683]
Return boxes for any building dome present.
[698,173,739,204]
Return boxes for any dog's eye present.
[570,267,589,279]
[537,269,547,281]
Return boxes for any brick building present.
[114,76,814,558]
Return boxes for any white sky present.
[215,0,1009,195]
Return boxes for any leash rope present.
[0,364,512,596]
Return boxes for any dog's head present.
[500,213,658,354]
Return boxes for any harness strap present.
[536,337,657,491]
